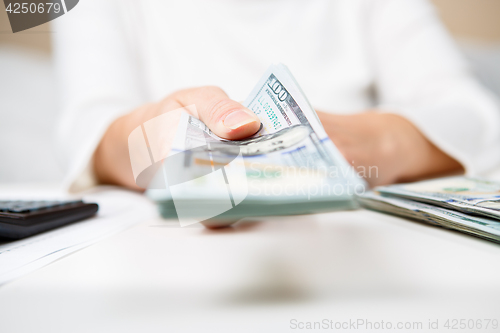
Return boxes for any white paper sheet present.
[0,187,156,285]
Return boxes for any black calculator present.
[0,200,99,239]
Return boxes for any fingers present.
[171,86,261,140]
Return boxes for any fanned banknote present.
[358,190,500,244]
[376,177,500,221]
[148,64,365,225]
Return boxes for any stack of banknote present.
[149,64,365,225]
[358,177,500,243]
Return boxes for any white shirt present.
[53,0,500,191]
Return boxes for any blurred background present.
[0,0,499,184]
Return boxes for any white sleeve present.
[366,0,500,175]
[52,0,146,192]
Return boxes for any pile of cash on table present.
[358,177,500,243]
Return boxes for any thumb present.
[173,86,261,140]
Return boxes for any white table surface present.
[0,187,500,333]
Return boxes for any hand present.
[317,111,464,187]
[94,86,261,189]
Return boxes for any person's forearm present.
[317,111,464,187]
[93,105,154,190]
[92,87,261,190]
[394,115,464,183]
